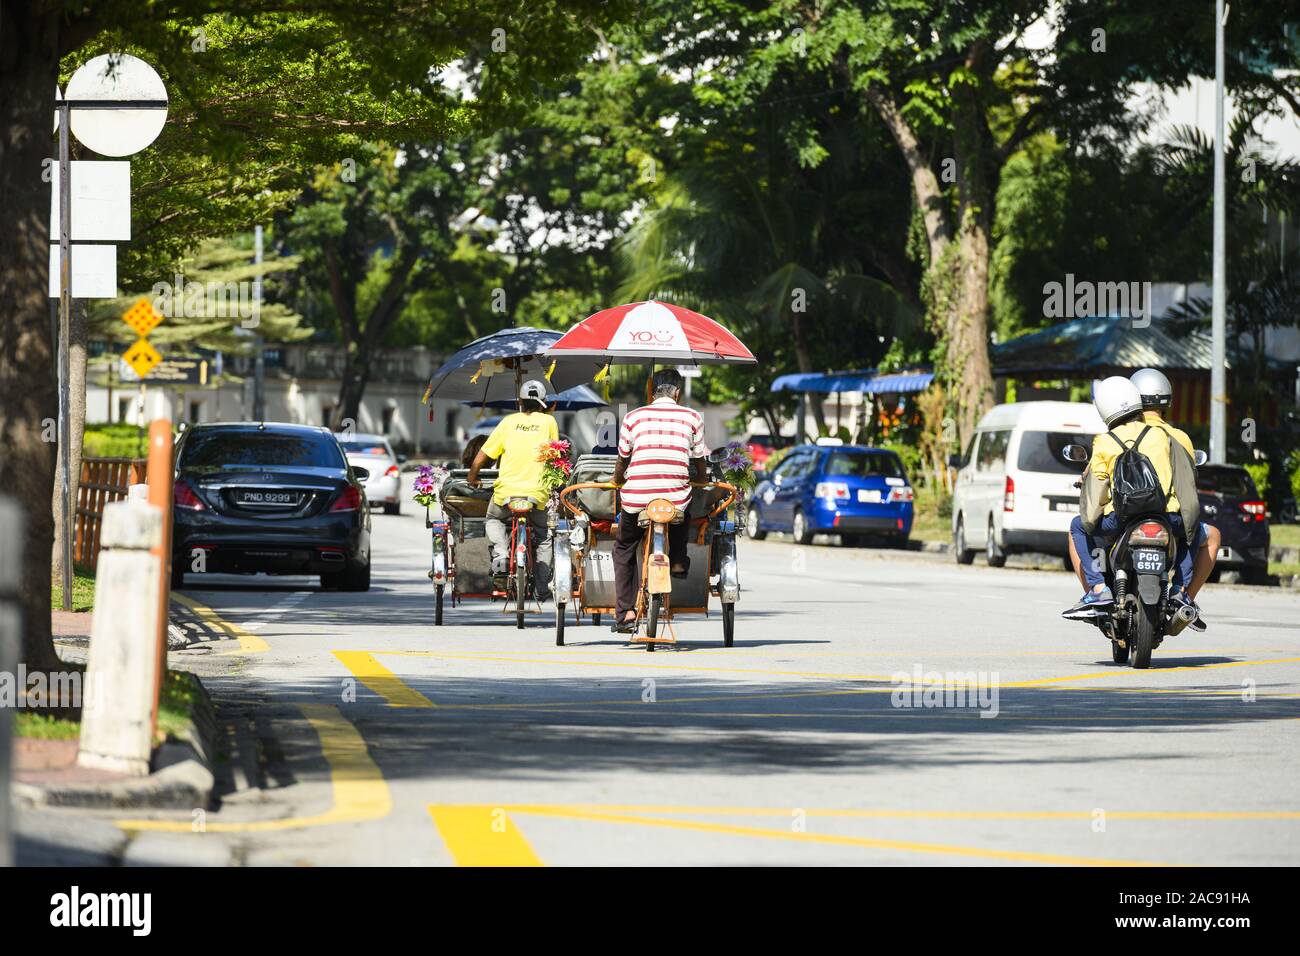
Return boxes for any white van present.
[950,401,1105,566]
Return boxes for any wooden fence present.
[76,456,148,570]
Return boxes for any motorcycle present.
[1061,443,1208,668]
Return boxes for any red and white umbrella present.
[545,301,756,368]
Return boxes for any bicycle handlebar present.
[557,480,738,520]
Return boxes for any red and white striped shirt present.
[618,397,708,512]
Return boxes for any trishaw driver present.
[467,379,557,597]
[610,368,709,634]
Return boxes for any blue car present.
[745,442,914,546]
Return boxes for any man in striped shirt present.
[610,368,709,632]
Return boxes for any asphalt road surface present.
[20,479,1300,866]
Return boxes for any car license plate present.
[1133,549,1166,573]
[1052,499,1079,513]
[857,489,882,503]
[236,490,296,506]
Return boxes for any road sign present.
[121,297,163,337]
[122,338,162,378]
[65,54,168,157]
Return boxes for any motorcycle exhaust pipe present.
[1166,603,1197,637]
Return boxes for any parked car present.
[950,401,1105,567]
[1197,463,1271,584]
[744,433,788,470]
[745,440,914,546]
[336,432,403,515]
[172,422,372,591]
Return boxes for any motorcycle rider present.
[1062,376,1201,620]
[467,379,557,597]
[1129,368,1219,618]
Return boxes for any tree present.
[1,0,625,670]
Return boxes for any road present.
[19,479,1300,866]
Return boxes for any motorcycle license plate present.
[1133,549,1166,573]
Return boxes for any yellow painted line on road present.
[497,805,1171,866]
[1002,657,1300,689]
[170,592,269,653]
[119,703,391,833]
[511,805,1300,821]
[428,805,543,866]
[381,649,893,683]
[334,651,437,708]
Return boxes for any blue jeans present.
[1070,513,1200,591]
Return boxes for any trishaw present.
[428,468,547,628]
[553,463,739,650]
[542,300,756,651]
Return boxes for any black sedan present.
[171,423,372,591]
[1198,463,1270,585]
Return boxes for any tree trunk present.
[949,204,996,441]
[0,4,63,670]
[52,300,87,584]
[333,347,371,430]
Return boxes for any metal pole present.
[253,225,266,421]
[1211,0,1228,463]
[0,497,23,867]
[145,421,174,737]
[58,102,74,610]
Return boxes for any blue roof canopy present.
[771,369,934,395]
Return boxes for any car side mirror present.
[753,470,768,484]
[947,453,963,469]
[1193,449,1208,467]
[1061,444,1089,464]
[397,454,408,464]
[352,466,370,481]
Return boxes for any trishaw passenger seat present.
[571,454,621,520]
[440,472,493,518]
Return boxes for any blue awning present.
[771,369,933,395]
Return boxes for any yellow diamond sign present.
[123,337,162,378]
[121,297,163,337]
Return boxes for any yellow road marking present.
[507,805,1300,821]
[1001,657,1300,689]
[334,651,436,708]
[119,703,391,833]
[428,805,543,866]
[170,592,269,653]
[493,805,1171,866]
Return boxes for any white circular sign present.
[66,53,168,157]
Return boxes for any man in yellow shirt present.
[1063,375,1201,620]
[467,380,557,593]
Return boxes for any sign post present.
[53,53,168,609]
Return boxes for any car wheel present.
[383,502,400,516]
[893,533,909,550]
[745,506,767,540]
[792,509,814,545]
[954,515,975,565]
[985,519,1007,568]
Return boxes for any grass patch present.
[13,669,201,745]
[51,567,96,612]
[156,669,201,741]
[910,488,950,543]
[14,711,80,740]
[1271,524,1300,549]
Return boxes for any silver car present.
[336,433,403,515]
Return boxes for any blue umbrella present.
[422,327,593,404]
[462,383,607,412]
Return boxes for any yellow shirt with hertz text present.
[481,412,558,506]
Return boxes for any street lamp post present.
[1211,0,1228,463]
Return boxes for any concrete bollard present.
[0,496,23,867]
[77,499,163,776]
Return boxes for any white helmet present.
[1092,375,1144,427]
[1130,367,1172,411]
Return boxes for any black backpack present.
[1106,425,1169,520]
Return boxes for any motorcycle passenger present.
[467,380,556,598]
[1062,376,1201,621]
[1129,368,1218,622]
